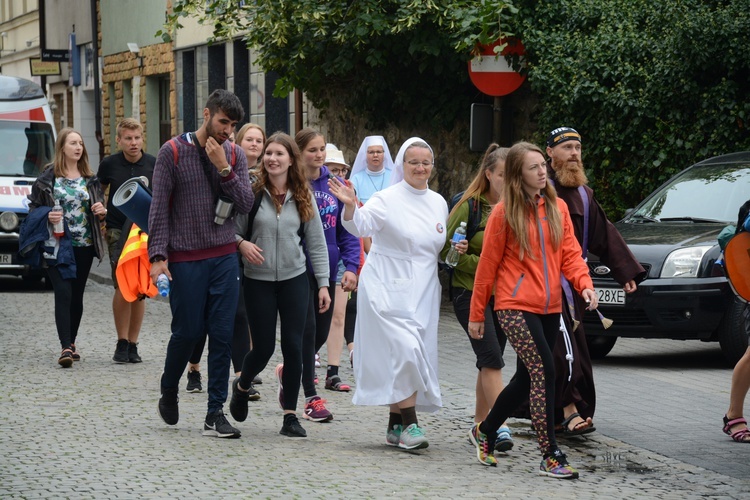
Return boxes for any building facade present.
[0,0,42,81]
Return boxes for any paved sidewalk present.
[0,262,748,498]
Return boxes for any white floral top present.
[54,177,92,247]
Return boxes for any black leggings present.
[239,273,308,411]
[46,245,95,349]
[344,289,357,345]
[482,310,560,456]
[301,275,335,397]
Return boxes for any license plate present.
[597,287,625,305]
[0,254,11,264]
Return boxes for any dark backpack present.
[442,192,485,297]
[449,191,484,243]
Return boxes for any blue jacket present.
[18,205,77,279]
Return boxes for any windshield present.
[0,120,55,178]
[629,162,750,224]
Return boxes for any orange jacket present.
[470,195,593,321]
[116,224,157,302]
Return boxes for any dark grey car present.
[583,152,750,365]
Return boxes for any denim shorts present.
[452,287,507,370]
[335,258,346,284]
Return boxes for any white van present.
[0,75,56,282]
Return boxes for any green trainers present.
[386,424,402,447]
[398,423,429,450]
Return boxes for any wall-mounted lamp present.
[0,31,18,55]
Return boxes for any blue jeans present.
[160,253,239,414]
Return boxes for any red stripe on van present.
[0,108,46,121]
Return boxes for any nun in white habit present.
[348,135,395,205]
[329,137,459,450]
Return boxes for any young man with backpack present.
[148,89,254,438]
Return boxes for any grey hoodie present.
[235,188,329,288]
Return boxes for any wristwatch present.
[149,255,166,263]
[219,165,232,177]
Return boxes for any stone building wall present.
[101,42,175,155]
[306,84,537,203]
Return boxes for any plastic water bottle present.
[444,222,467,268]
[156,273,170,297]
[52,204,64,238]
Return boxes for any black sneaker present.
[158,388,179,425]
[247,384,261,401]
[252,375,263,385]
[186,370,202,393]
[203,410,241,439]
[128,342,142,363]
[280,414,307,437]
[229,377,249,422]
[113,339,129,364]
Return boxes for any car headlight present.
[660,246,712,278]
[0,211,19,232]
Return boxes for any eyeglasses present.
[367,150,384,155]
[329,167,349,176]
[406,160,434,167]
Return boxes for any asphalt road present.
[1,274,749,498]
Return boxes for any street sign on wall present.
[41,49,70,63]
[468,38,526,97]
[30,58,61,76]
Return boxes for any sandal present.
[560,412,595,436]
[325,375,351,392]
[723,415,750,443]
[58,348,74,368]
[70,344,81,361]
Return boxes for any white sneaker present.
[398,423,429,450]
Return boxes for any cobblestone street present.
[1,274,749,498]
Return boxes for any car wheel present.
[585,335,618,359]
[717,296,749,366]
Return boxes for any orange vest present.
[116,224,158,302]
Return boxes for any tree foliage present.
[163,0,750,217]
[161,0,517,129]
[513,0,750,215]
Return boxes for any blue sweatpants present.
[161,253,239,414]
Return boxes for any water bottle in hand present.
[52,204,64,238]
[156,273,170,297]
[444,221,467,268]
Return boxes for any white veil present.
[350,135,394,177]
[390,136,434,186]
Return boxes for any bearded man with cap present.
[542,127,645,435]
